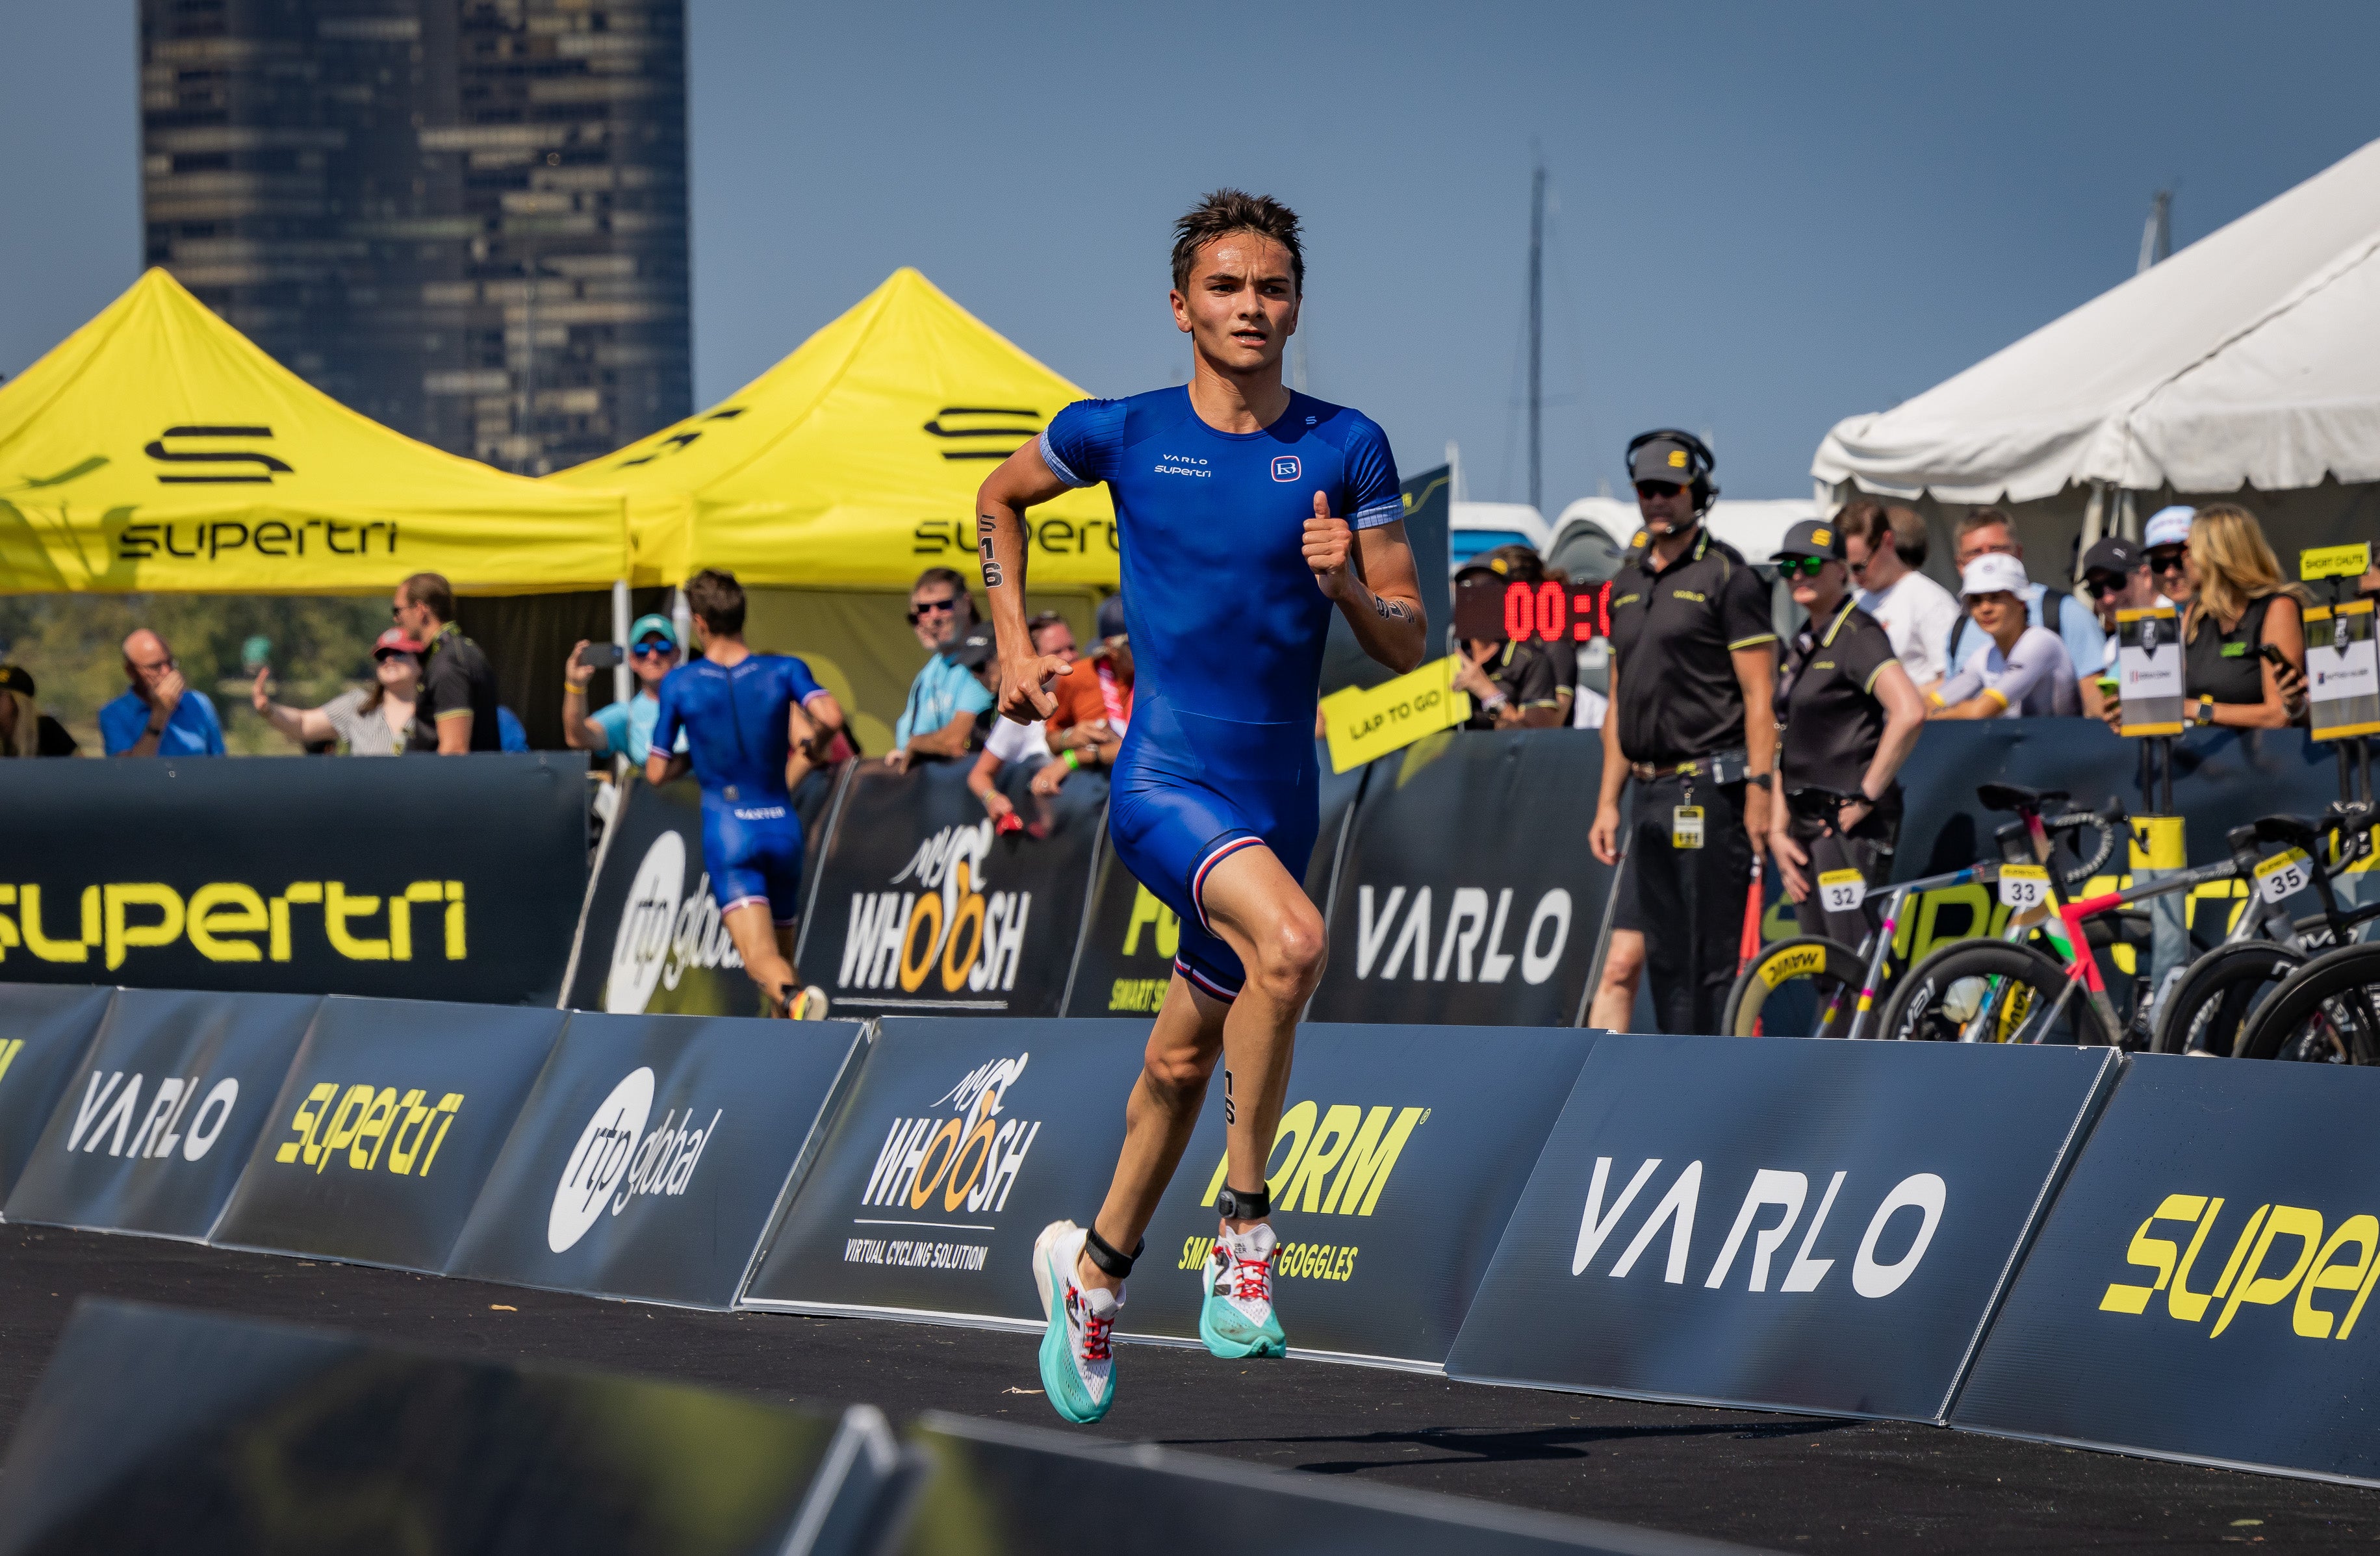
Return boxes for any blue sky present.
[7,2,2380,508]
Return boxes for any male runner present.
[646,568,843,1019]
[974,190,1426,1423]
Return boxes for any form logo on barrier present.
[1171,1099,1427,1286]
[836,823,1031,1001]
[62,1069,240,1163]
[546,1067,721,1253]
[1353,885,1571,986]
[848,1051,1040,1273]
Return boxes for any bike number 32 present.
[1998,864,2049,910]
[1817,869,1866,914]
[2255,847,2312,905]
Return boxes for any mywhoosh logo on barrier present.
[845,1052,1040,1275]
[1570,1157,1947,1299]
[605,833,743,1014]
[272,1082,465,1177]
[836,823,1030,1004]
[547,1067,722,1253]
[0,880,466,971]
[1353,885,1571,986]
[2099,1192,2380,1341]
[1173,1099,1428,1286]
[62,1068,241,1162]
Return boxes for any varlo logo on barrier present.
[0,880,467,970]
[1175,1099,1428,1286]
[837,823,1030,1001]
[606,833,742,1013]
[546,1067,721,1253]
[2099,1192,2380,1340]
[844,1052,1040,1275]
[63,1069,240,1162]
[1570,1157,1948,1299]
[272,1082,465,1177]
[1353,885,1571,986]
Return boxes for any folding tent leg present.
[611,578,632,706]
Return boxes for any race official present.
[1589,430,1779,1034]
[1767,520,1927,946]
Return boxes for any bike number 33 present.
[1998,863,2049,911]
[2255,847,2312,905]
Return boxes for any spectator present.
[2076,536,2160,720]
[101,629,225,757]
[251,629,421,754]
[2140,504,2196,615]
[1940,509,2107,687]
[563,613,689,767]
[1042,594,1134,791]
[1929,554,2080,718]
[1461,544,1578,725]
[967,618,1069,826]
[0,665,77,757]
[390,571,500,753]
[888,565,991,772]
[2102,503,2307,734]
[1452,555,1564,729]
[1840,499,1960,690]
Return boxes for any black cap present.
[1454,542,1545,584]
[945,625,997,671]
[1630,435,1701,487]
[1771,518,1847,563]
[1096,593,1127,641]
[2082,536,2141,579]
[0,664,31,699]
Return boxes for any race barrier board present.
[0,984,115,1202]
[561,766,850,1017]
[798,759,1105,1019]
[1950,1055,2380,1486]
[210,995,567,1271]
[1309,728,1615,1026]
[1120,1023,1597,1368]
[1,988,318,1241]
[0,1299,912,1556]
[740,1016,1148,1325]
[0,754,589,1004]
[445,1012,866,1308]
[1447,1034,2118,1422]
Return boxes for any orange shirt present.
[1047,661,1132,739]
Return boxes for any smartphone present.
[2260,643,2292,670]
[2095,675,2120,696]
[580,643,626,669]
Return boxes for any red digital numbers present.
[1502,581,1600,643]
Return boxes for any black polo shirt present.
[1607,526,1776,765]
[1460,639,1562,730]
[1777,596,1899,795]
[412,622,503,752]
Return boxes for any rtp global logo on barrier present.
[605,832,743,1014]
[836,823,1030,1010]
[547,1067,721,1253]
[846,1052,1040,1275]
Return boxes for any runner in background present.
[972,190,1426,1424]
[646,568,845,1019]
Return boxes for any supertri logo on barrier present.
[1352,884,1571,986]
[1172,1098,1428,1286]
[845,1051,1040,1275]
[1570,1156,1947,1299]
[0,880,466,971]
[61,1067,242,1162]
[2099,1192,2380,1341]
[836,823,1030,1003]
[272,1081,465,1177]
[605,832,743,1014]
[547,1067,721,1253]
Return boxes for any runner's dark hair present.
[1171,189,1304,296]
[686,568,746,636]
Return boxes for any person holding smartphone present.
[2101,504,2306,732]
[563,614,689,765]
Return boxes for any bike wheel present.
[2149,941,2304,1056]
[1722,936,1868,1038]
[1880,939,2116,1045]
[2237,944,2380,1063]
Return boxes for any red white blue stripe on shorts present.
[1175,956,1243,1002]
[1191,835,1264,933]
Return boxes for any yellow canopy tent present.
[549,267,1114,753]
[0,268,627,595]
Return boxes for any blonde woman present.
[0,665,78,756]
[2106,504,2305,733]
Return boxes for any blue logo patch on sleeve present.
[1271,455,1301,483]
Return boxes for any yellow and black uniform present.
[1608,524,1779,1033]
[411,621,502,752]
[1460,639,1562,730]
[1777,595,1902,944]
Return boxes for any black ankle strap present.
[1214,1182,1270,1220]
[1083,1226,1144,1280]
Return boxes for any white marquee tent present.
[1813,137,2380,576]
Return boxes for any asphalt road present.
[0,1223,2372,1552]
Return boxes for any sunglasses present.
[2084,574,2129,598]
[2147,548,2189,574]
[631,641,678,659]
[1634,480,1684,500]
[1776,556,1832,580]
[907,597,959,623]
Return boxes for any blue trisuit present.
[651,654,831,925]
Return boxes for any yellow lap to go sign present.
[1320,657,1474,773]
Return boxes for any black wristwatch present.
[1745,771,1772,791]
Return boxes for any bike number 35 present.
[1998,864,2049,910]
[2255,847,2312,905]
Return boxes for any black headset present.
[1625,428,1719,516]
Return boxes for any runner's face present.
[1171,234,1298,376]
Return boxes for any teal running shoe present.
[1199,1221,1286,1359]
[1032,1220,1121,1423]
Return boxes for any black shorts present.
[1613,772,1756,1035]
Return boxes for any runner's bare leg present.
[1077,843,1324,1292]
[721,900,798,1010]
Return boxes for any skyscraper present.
[140,0,691,474]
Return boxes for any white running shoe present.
[1198,1220,1285,1359]
[1032,1220,1121,1423]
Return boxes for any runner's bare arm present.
[783,696,823,791]
[1307,503,1426,672]
[976,443,1077,724]
[645,750,691,787]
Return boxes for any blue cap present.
[629,613,680,649]
[2143,506,2195,550]
[1096,594,1127,641]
